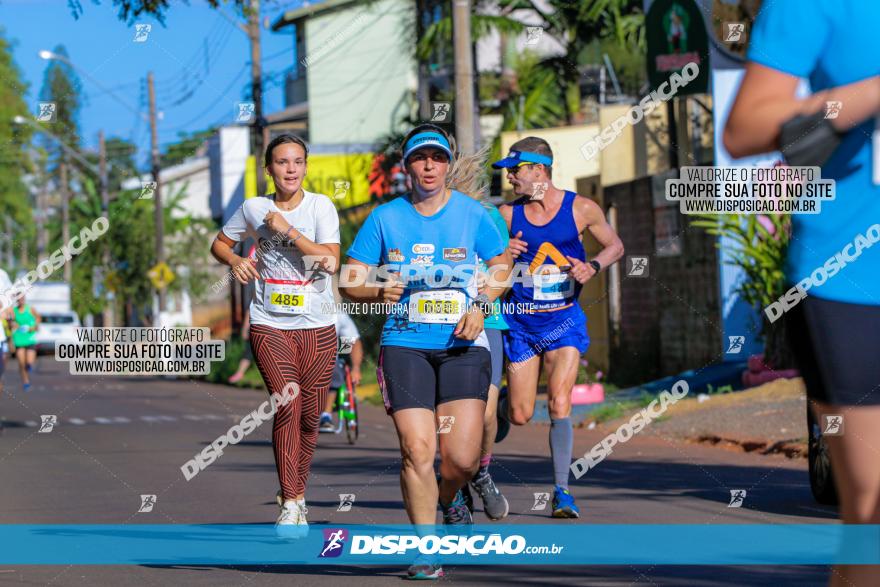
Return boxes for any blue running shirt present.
[503,191,587,332]
[748,0,880,305]
[347,191,506,350]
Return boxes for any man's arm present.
[349,339,364,385]
[574,197,624,275]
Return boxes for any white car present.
[34,311,81,353]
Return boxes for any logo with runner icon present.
[38,415,57,433]
[726,336,745,354]
[133,23,152,42]
[437,416,455,434]
[338,336,357,355]
[430,102,451,123]
[723,22,745,43]
[333,180,350,200]
[319,528,348,558]
[337,494,356,512]
[728,489,746,508]
[822,415,844,436]
[139,494,157,513]
[626,256,649,278]
[531,492,550,510]
[36,102,56,122]
[387,248,405,262]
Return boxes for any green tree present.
[38,45,83,169]
[0,27,35,271]
[691,214,793,369]
[161,127,216,169]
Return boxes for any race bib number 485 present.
[264,279,310,314]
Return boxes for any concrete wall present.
[304,0,417,146]
[604,176,720,385]
[207,126,249,224]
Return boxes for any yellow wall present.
[246,152,374,208]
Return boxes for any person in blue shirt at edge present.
[493,136,624,519]
[725,3,880,586]
[340,123,513,581]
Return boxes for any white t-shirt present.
[335,311,359,341]
[222,191,340,330]
[0,269,11,343]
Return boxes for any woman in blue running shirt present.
[726,3,880,585]
[341,124,512,580]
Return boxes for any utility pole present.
[98,131,114,326]
[60,161,70,283]
[36,186,46,263]
[452,0,476,154]
[148,71,166,314]
[247,0,266,196]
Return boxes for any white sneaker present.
[275,501,307,538]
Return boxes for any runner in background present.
[11,297,40,392]
[725,3,880,584]
[227,309,252,384]
[0,267,12,396]
[340,124,512,580]
[320,309,363,433]
[493,137,624,518]
[211,134,341,536]
[459,197,510,521]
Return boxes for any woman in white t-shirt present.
[211,134,340,535]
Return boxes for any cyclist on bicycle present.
[320,309,363,433]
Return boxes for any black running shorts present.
[786,295,880,406]
[377,345,490,413]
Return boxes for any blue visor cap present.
[403,132,454,162]
[491,150,553,169]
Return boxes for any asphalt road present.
[0,358,838,586]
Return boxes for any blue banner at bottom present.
[0,524,878,565]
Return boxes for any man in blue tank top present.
[493,136,624,518]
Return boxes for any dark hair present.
[264,134,309,167]
[400,123,455,158]
[509,136,553,178]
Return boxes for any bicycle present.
[332,362,359,444]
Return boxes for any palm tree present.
[416,0,645,124]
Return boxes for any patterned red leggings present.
[250,324,337,500]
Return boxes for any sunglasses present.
[409,151,450,163]
[507,162,539,175]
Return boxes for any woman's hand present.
[381,276,405,303]
[453,306,484,340]
[231,255,260,284]
[264,211,292,236]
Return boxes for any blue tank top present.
[506,191,585,313]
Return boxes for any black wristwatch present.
[472,293,493,317]
[588,259,601,274]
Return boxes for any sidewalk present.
[588,377,808,459]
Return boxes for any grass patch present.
[589,393,654,424]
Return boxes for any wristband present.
[779,110,844,168]
[286,227,301,244]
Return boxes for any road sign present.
[147,262,175,290]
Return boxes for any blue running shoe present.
[406,554,444,580]
[23,383,30,392]
[551,485,580,518]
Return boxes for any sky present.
[0,0,315,167]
